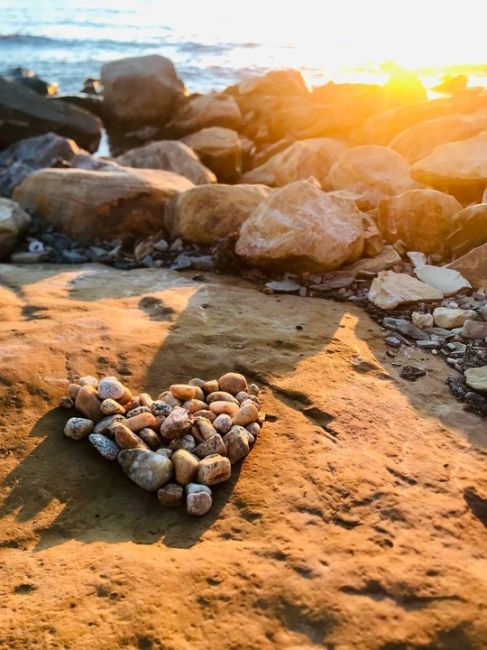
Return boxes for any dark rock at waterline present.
[2,67,58,97]
[0,78,102,152]
[50,93,107,121]
[0,132,80,197]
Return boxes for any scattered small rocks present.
[61,372,264,515]
[400,366,427,381]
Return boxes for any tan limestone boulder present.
[235,180,364,272]
[377,189,462,256]
[116,140,216,185]
[101,55,186,128]
[242,138,346,187]
[325,145,417,208]
[164,183,270,244]
[411,132,487,203]
[14,167,193,243]
[167,93,241,136]
[447,243,487,289]
[181,127,246,182]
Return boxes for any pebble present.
[194,433,227,458]
[193,418,217,442]
[248,384,261,396]
[88,433,120,460]
[112,423,148,450]
[197,454,232,485]
[465,366,487,394]
[400,366,427,381]
[94,414,125,435]
[207,391,240,405]
[461,320,487,340]
[209,401,239,416]
[170,384,196,401]
[236,391,250,403]
[218,372,248,395]
[118,449,174,491]
[100,398,126,416]
[64,417,94,440]
[213,414,233,434]
[186,483,212,516]
[97,377,125,401]
[125,412,157,432]
[138,393,153,407]
[138,427,162,450]
[192,409,216,422]
[60,396,74,409]
[75,385,103,422]
[172,449,199,485]
[182,399,208,413]
[156,448,173,458]
[202,379,219,394]
[126,405,152,418]
[151,400,173,417]
[68,383,81,398]
[223,426,251,463]
[232,403,259,426]
[158,392,181,408]
[157,483,184,508]
[411,312,434,329]
[246,422,261,437]
[170,434,196,452]
[188,377,206,388]
[78,375,98,387]
[433,307,478,329]
[160,407,192,440]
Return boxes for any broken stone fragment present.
[186,483,212,516]
[118,449,174,491]
[64,417,94,440]
[414,265,471,296]
[411,312,434,329]
[88,433,120,460]
[368,271,443,309]
[197,454,232,485]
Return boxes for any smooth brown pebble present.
[209,401,239,416]
[60,396,74,409]
[97,414,125,435]
[236,391,250,403]
[223,426,250,464]
[113,423,148,450]
[158,391,181,408]
[138,393,153,407]
[138,427,162,450]
[75,385,103,422]
[207,391,239,405]
[192,409,216,422]
[213,414,233,435]
[172,449,199,485]
[197,454,231,485]
[170,384,196,401]
[188,378,206,388]
[100,398,126,416]
[182,399,208,413]
[232,402,259,426]
[246,422,261,437]
[194,417,217,441]
[157,483,184,508]
[202,379,219,394]
[218,372,248,395]
[64,417,94,440]
[125,412,157,432]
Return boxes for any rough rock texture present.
[368,270,443,309]
[325,145,418,208]
[182,127,245,182]
[13,167,193,243]
[101,55,186,127]
[242,138,346,187]
[446,203,487,258]
[411,132,487,203]
[389,112,487,163]
[116,140,216,185]
[0,132,81,197]
[167,93,242,136]
[164,183,270,244]
[0,198,31,260]
[0,263,485,649]
[236,180,364,271]
[448,243,487,289]
[377,189,462,256]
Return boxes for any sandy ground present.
[0,263,485,650]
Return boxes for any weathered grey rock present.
[64,417,94,440]
[194,434,227,459]
[197,454,232,485]
[116,141,216,185]
[433,307,478,329]
[236,180,364,272]
[182,127,244,182]
[151,400,173,418]
[93,414,125,435]
[157,483,184,507]
[160,407,192,440]
[368,271,443,309]
[185,483,212,516]
[464,366,487,394]
[0,199,31,260]
[212,414,233,435]
[156,448,173,459]
[88,433,120,460]
[101,55,186,128]
[383,317,431,341]
[118,449,174,491]
[0,77,101,152]
[172,449,199,485]
[415,265,471,296]
[167,93,241,135]
[461,320,487,340]
[223,426,251,464]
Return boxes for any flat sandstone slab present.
[0,263,485,649]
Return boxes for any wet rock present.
[400,366,427,381]
[197,454,232,485]
[461,320,487,340]
[14,167,193,245]
[232,403,259,426]
[433,307,477,329]
[243,138,346,187]
[101,55,185,128]
[218,373,248,395]
[182,127,244,183]
[368,271,443,309]
[137,427,162,451]
[0,199,31,260]
[116,141,216,185]
[448,243,487,290]
[172,449,199,485]
[64,417,93,440]
[377,189,462,257]
[236,180,364,272]
[88,433,120,461]
[164,183,270,245]
[159,407,192,440]
[415,265,471,296]
[74,385,103,422]
[0,77,101,152]
[118,449,174,491]
[464,366,487,394]
[194,434,227,459]
[186,483,212,516]
[223,426,251,464]
[325,145,417,209]
[446,203,487,259]
[167,93,241,136]
[157,483,184,508]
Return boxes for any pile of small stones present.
[61,372,264,516]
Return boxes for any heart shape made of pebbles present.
[61,372,264,516]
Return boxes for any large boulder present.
[181,127,246,183]
[325,145,417,208]
[411,132,487,203]
[116,140,216,185]
[389,112,487,163]
[0,132,80,197]
[445,203,487,258]
[101,55,186,128]
[448,243,487,289]
[14,167,193,243]
[377,189,462,256]
[235,180,364,272]
[167,93,241,136]
[0,198,31,259]
[226,69,308,105]
[164,183,270,244]
[242,138,346,187]
[0,77,101,152]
